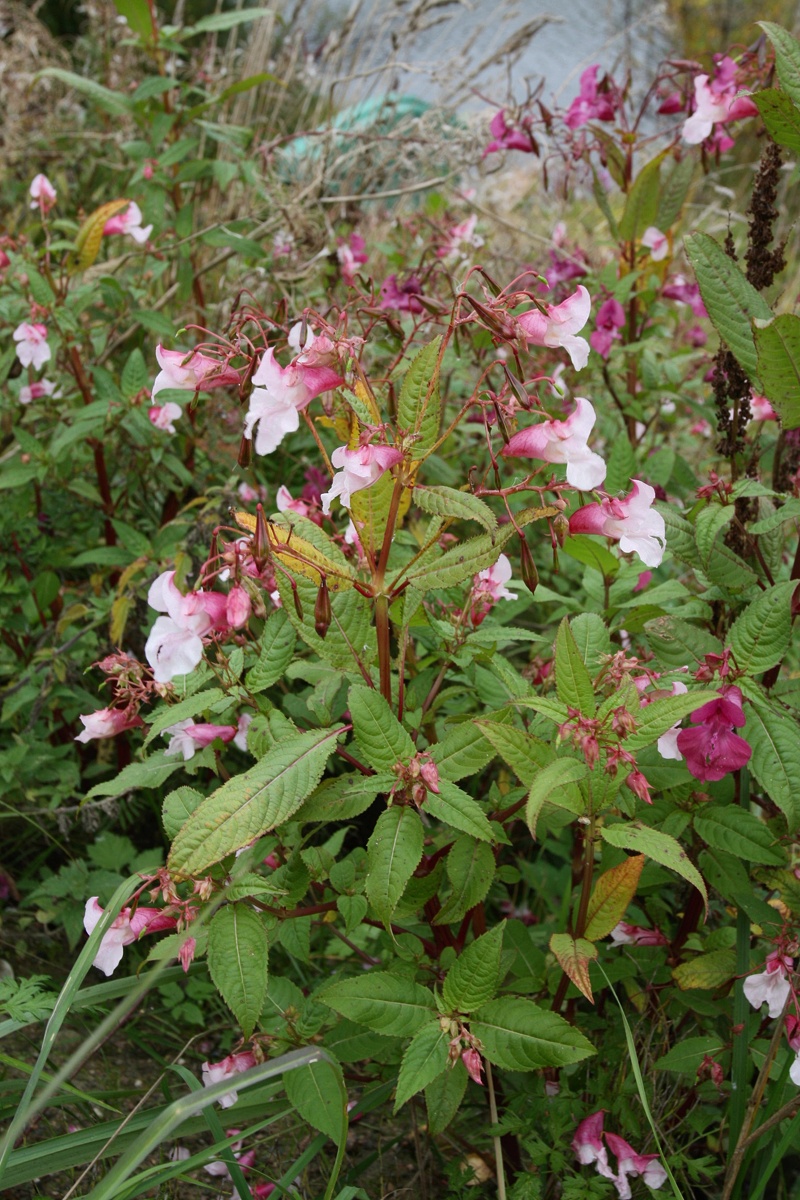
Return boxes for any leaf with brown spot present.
[584,855,645,942]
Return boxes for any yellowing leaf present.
[549,933,597,1002]
[584,855,645,942]
[73,199,132,270]
[672,950,736,991]
[233,511,354,592]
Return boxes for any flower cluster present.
[573,1111,667,1198]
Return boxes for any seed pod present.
[553,511,570,548]
[314,577,331,638]
[237,434,251,469]
[253,503,270,572]
[291,580,304,621]
[518,534,539,596]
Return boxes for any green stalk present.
[727,770,752,1158]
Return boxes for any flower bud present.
[518,535,538,596]
[553,511,570,548]
[314,577,331,639]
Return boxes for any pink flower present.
[750,393,777,421]
[626,769,654,805]
[234,713,252,752]
[13,323,50,370]
[461,1048,483,1084]
[237,481,267,504]
[517,285,591,371]
[502,397,606,490]
[437,214,483,260]
[244,346,342,457]
[484,109,536,155]
[337,233,368,285]
[642,226,668,261]
[610,921,668,947]
[178,936,197,973]
[144,570,228,683]
[163,719,237,760]
[662,275,707,318]
[380,274,424,313]
[471,553,517,624]
[565,66,620,129]
[321,444,403,514]
[682,58,758,146]
[152,345,242,398]
[656,680,688,761]
[103,201,153,245]
[226,585,252,629]
[676,684,751,782]
[590,296,625,360]
[276,484,314,519]
[572,1112,616,1180]
[569,479,666,567]
[743,952,794,1019]
[202,1051,258,1108]
[149,402,182,433]
[29,173,57,213]
[19,378,59,405]
[605,1133,667,1198]
[83,897,177,976]
[75,706,144,743]
[633,571,652,594]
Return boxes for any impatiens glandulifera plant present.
[5,13,800,1200]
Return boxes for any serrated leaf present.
[727,582,795,674]
[584,855,644,941]
[435,837,496,925]
[234,511,354,592]
[27,272,56,308]
[207,904,268,1038]
[296,773,394,822]
[555,618,596,715]
[470,997,594,1070]
[754,314,800,429]
[754,88,800,155]
[406,525,516,591]
[562,535,620,577]
[672,949,736,991]
[284,1058,348,1145]
[526,758,588,837]
[430,721,497,782]
[247,611,296,692]
[760,22,800,106]
[601,822,707,914]
[549,933,597,1002]
[618,150,666,241]
[144,688,226,746]
[36,68,134,116]
[625,690,719,752]
[394,1021,450,1110]
[655,1035,725,1074]
[85,753,182,799]
[684,231,772,383]
[746,701,800,828]
[475,720,554,789]
[398,338,442,458]
[693,805,785,865]
[442,924,505,1013]
[366,806,424,927]
[415,486,497,532]
[644,615,723,669]
[656,156,695,231]
[121,348,149,400]
[318,973,436,1037]
[426,1059,468,1134]
[161,786,204,839]
[337,894,368,934]
[570,612,612,670]
[350,466,397,557]
[168,729,340,877]
[349,685,414,771]
[425,779,494,842]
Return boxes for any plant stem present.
[726,769,752,1165]
[485,1061,507,1200]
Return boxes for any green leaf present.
[644,615,722,669]
[415,486,497,532]
[625,689,718,752]
[656,156,695,231]
[161,786,204,839]
[430,721,497,782]
[398,337,442,459]
[284,1058,348,1145]
[179,7,273,36]
[562,536,620,577]
[318,973,436,1037]
[425,779,495,842]
[727,582,795,673]
[759,22,800,106]
[526,759,587,837]
[394,1021,450,1110]
[601,822,707,914]
[672,949,736,991]
[570,612,612,670]
[435,837,496,925]
[143,688,226,747]
[349,685,415,772]
[366,806,425,927]
[35,69,133,116]
[618,150,666,241]
[693,805,785,866]
[85,753,182,800]
[684,231,772,384]
[296,773,394,822]
[555,618,596,715]
[475,721,554,789]
[113,0,153,39]
[753,88,800,155]
[442,924,505,1013]
[27,272,56,308]
[470,998,594,1071]
[406,526,515,591]
[168,729,339,877]
[247,611,296,692]
[206,904,268,1038]
[746,701,800,828]
[655,1035,725,1074]
[426,1059,468,1134]
[754,314,800,429]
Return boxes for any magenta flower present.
[437,214,484,260]
[786,1015,800,1086]
[675,684,752,782]
[605,1133,668,1198]
[152,345,242,398]
[144,570,228,683]
[201,1051,258,1108]
[226,584,251,629]
[502,397,606,490]
[19,378,59,405]
[590,297,625,360]
[610,921,668,947]
[29,173,57,213]
[163,719,237,760]
[569,479,666,567]
[572,1112,616,1180]
[103,201,153,245]
[83,897,177,977]
[337,233,368,285]
[13,322,50,370]
[149,402,182,434]
[75,706,144,743]
[682,57,758,146]
[641,226,668,261]
[565,66,620,129]
[461,1048,483,1085]
[750,393,777,421]
[484,109,536,155]
[244,345,342,457]
[662,275,707,318]
[743,952,794,1019]
[321,443,403,513]
[517,285,591,371]
[380,274,425,313]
